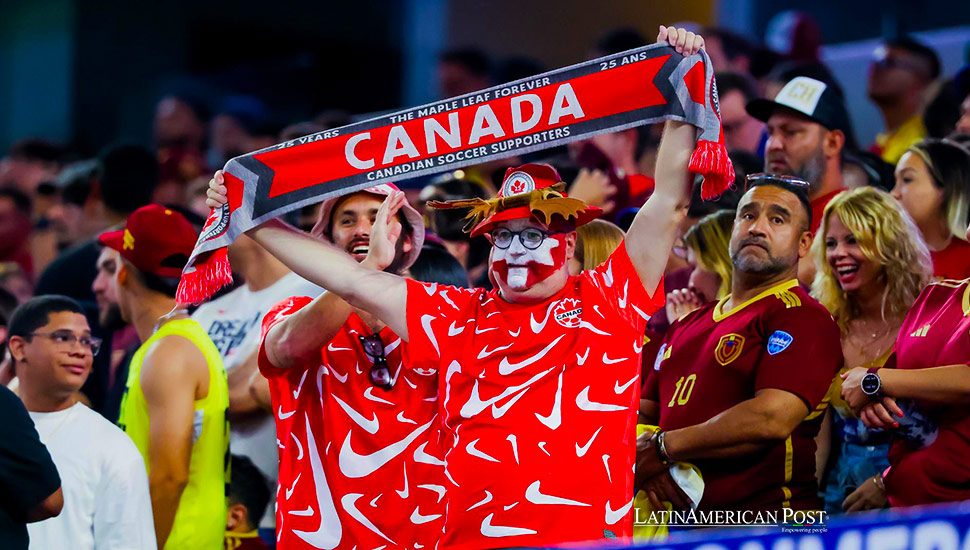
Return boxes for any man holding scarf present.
[205,26,714,549]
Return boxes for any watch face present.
[862,373,881,395]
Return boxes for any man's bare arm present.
[141,336,206,549]
[663,389,810,461]
[264,291,355,370]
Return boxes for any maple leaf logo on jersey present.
[553,298,582,328]
[714,333,745,366]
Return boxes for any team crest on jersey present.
[653,343,668,371]
[715,333,745,366]
[766,330,793,355]
[553,298,582,328]
[502,171,536,196]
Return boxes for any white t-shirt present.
[27,402,155,550]
[191,271,322,528]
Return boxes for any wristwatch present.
[861,367,882,400]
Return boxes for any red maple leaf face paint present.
[490,230,566,291]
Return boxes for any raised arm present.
[207,172,410,340]
[625,27,703,293]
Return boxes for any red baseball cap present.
[99,204,197,278]
[469,164,601,237]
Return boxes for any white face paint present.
[491,220,561,291]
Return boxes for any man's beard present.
[788,142,827,197]
[730,238,791,277]
[99,303,126,331]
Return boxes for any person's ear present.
[225,502,248,532]
[564,231,578,261]
[7,335,27,364]
[824,129,845,158]
[798,230,814,259]
[401,233,413,255]
[117,262,129,286]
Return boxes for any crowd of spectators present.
[1,13,969,550]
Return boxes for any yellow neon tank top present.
[118,318,229,550]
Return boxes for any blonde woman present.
[811,187,933,513]
[891,138,970,279]
[567,219,625,274]
[665,210,734,321]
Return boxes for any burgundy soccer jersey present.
[643,279,842,511]
[884,278,970,506]
[405,243,663,550]
[258,297,445,550]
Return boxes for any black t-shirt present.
[0,386,61,549]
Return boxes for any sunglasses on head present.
[744,173,811,191]
[359,334,393,390]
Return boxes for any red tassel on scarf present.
[175,247,233,305]
[689,139,736,200]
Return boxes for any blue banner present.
[624,503,970,550]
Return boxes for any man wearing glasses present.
[638,174,842,513]
[253,183,446,550]
[7,295,155,549]
[206,25,707,549]
[100,205,229,550]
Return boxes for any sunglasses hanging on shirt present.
[359,334,394,390]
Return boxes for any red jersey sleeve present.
[257,296,315,379]
[581,241,665,334]
[404,280,479,371]
[754,304,843,410]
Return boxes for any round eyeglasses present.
[489,228,555,250]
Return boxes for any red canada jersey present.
[643,279,842,511]
[258,297,445,550]
[405,243,663,550]
[884,278,970,506]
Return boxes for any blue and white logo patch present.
[766,331,793,355]
[653,343,667,371]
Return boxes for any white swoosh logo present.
[293,369,309,400]
[474,325,498,334]
[602,353,626,365]
[467,490,492,511]
[289,505,314,517]
[421,314,440,357]
[498,335,564,375]
[370,494,381,508]
[332,395,379,434]
[290,432,304,460]
[535,370,563,430]
[341,493,395,544]
[329,366,348,384]
[530,302,555,333]
[508,327,521,337]
[460,367,554,418]
[338,419,434,478]
[397,465,409,498]
[278,405,295,420]
[593,305,605,318]
[576,387,627,412]
[448,322,465,336]
[293,415,342,549]
[480,513,537,538]
[504,502,518,511]
[632,304,652,321]
[396,411,417,424]
[327,343,352,352]
[525,480,591,507]
[614,375,638,394]
[285,472,301,500]
[418,484,446,503]
[576,426,602,457]
[603,260,614,287]
[477,342,514,359]
[507,434,519,464]
[602,454,611,483]
[577,348,589,365]
[465,438,499,462]
[605,498,634,525]
[410,506,442,525]
[423,283,438,296]
[440,290,459,310]
[413,441,446,466]
[618,280,629,309]
[364,386,394,405]
[538,441,550,456]
[579,321,610,335]
[633,339,644,354]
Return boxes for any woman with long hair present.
[891,138,970,280]
[567,219,625,275]
[840,205,970,506]
[811,187,933,513]
[664,210,734,322]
